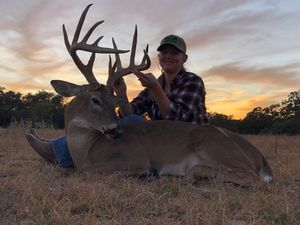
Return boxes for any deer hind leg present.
[184,164,219,184]
[223,171,263,187]
[184,165,262,187]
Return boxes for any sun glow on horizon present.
[3,75,287,120]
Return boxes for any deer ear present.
[50,80,82,97]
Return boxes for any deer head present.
[51,4,151,139]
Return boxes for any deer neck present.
[66,116,103,147]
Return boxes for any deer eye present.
[91,96,103,106]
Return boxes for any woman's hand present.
[134,70,170,117]
[133,70,159,90]
[113,77,127,97]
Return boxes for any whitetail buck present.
[51,4,273,186]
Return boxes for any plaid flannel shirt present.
[130,70,209,125]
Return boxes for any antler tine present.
[129,25,138,67]
[107,38,122,91]
[108,55,118,78]
[69,4,129,55]
[72,4,92,46]
[62,4,129,86]
[63,23,99,85]
[106,26,151,88]
[137,44,151,70]
[112,38,122,70]
[141,45,149,64]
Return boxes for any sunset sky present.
[1,0,299,119]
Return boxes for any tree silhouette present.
[280,90,300,119]
[0,89,65,128]
[239,107,273,134]
[0,89,24,126]
[0,87,299,134]
[209,90,300,135]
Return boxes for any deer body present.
[59,87,273,186]
[51,4,273,186]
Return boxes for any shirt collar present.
[171,69,186,85]
[158,69,187,86]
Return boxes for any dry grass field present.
[1,128,299,225]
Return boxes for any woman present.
[25,34,209,168]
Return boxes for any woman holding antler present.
[25,34,209,168]
[116,34,208,125]
[25,4,208,168]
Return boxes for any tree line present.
[0,86,299,135]
[0,87,65,129]
[209,90,300,135]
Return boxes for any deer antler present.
[62,4,129,86]
[106,25,151,90]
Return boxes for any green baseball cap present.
[157,34,186,53]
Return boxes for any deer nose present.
[102,123,122,139]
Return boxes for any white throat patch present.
[71,117,92,129]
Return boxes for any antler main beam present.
[62,4,129,85]
[107,25,151,89]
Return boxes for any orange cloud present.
[202,62,299,118]
[204,62,300,89]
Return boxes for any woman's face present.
[158,45,187,75]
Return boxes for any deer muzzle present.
[102,124,122,140]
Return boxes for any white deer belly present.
[159,152,202,176]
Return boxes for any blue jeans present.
[51,115,147,168]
